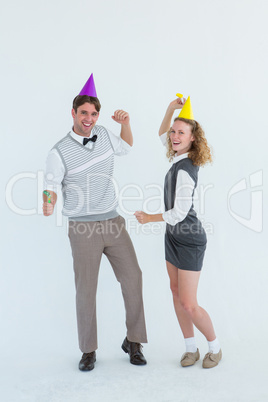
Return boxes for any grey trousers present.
[68,215,148,353]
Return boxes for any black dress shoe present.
[121,337,147,365]
[79,351,96,371]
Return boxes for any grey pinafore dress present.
[164,157,207,271]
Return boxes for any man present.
[43,74,147,371]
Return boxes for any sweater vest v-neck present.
[52,125,118,218]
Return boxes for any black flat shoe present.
[121,337,147,366]
[79,351,96,371]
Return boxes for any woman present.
[135,96,222,368]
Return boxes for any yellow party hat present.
[178,96,194,120]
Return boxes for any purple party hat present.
[79,73,97,97]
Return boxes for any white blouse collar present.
[172,152,189,164]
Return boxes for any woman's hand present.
[168,97,186,111]
[134,211,151,224]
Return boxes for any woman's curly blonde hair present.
[166,117,212,166]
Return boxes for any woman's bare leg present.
[166,261,216,341]
[166,261,194,338]
[177,267,216,341]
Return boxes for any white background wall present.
[1,1,268,401]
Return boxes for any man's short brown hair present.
[72,95,101,113]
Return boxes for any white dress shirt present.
[160,133,195,226]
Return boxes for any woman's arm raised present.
[158,97,186,136]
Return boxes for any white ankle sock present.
[208,337,220,354]
[184,337,197,353]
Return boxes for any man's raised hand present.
[112,110,130,125]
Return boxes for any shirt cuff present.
[106,128,132,156]
[120,138,132,153]
[160,133,167,146]
[162,210,180,226]
[43,181,61,193]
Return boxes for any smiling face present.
[71,102,99,137]
[169,119,195,155]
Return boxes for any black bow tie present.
[83,135,97,146]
